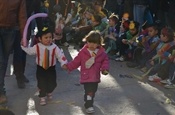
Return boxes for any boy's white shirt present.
[21,43,67,67]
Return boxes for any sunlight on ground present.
[26,98,39,115]
[68,45,175,114]
[69,106,84,115]
[101,73,121,88]
[10,64,14,75]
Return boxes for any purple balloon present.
[23,13,48,47]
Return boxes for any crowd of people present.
[0,0,175,114]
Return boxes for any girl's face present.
[148,27,158,38]
[87,42,99,51]
[39,33,53,46]
[160,33,168,42]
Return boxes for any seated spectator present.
[73,13,107,48]
[127,23,160,68]
[162,63,175,89]
[115,21,140,61]
[146,27,175,82]
[104,13,119,55]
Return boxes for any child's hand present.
[122,39,128,44]
[102,70,109,75]
[150,60,154,65]
[62,64,68,70]
[141,37,147,43]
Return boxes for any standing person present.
[21,26,68,106]
[133,0,147,25]
[63,31,109,114]
[0,0,27,104]
[13,0,42,89]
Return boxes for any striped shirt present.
[21,43,68,68]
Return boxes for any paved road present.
[4,45,175,115]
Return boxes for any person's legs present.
[0,28,16,103]
[13,31,29,89]
[83,82,98,109]
[36,66,47,98]
[133,5,146,27]
[169,64,175,84]
[46,66,57,94]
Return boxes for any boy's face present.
[129,28,137,35]
[148,27,158,38]
[109,19,115,27]
[39,33,53,46]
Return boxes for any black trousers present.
[13,30,27,81]
[36,65,57,97]
[83,82,98,108]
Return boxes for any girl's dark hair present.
[36,26,53,38]
[83,30,104,45]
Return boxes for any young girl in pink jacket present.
[64,30,109,114]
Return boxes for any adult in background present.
[0,0,27,104]
[133,0,151,27]
[13,0,42,89]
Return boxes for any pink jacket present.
[67,45,109,83]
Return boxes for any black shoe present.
[17,80,25,89]
[24,77,29,83]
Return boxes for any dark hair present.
[93,15,102,23]
[101,8,109,18]
[147,23,158,31]
[83,30,103,45]
[161,27,174,42]
[129,21,140,31]
[109,13,119,24]
[0,109,15,115]
[36,26,53,38]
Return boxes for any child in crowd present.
[104,13,119,55]
[163,63,175,88]
[21,27,68,106]
[63,31,109,114]
[147,27,175,82]
[127,23,160,68]
[115,21,139,61]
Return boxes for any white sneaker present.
[115,56,124,62]
[164,84,175,89]
[160,79,171,84]
[63,42,69,47]
[86,107,95,114]
[148,74,161,82]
